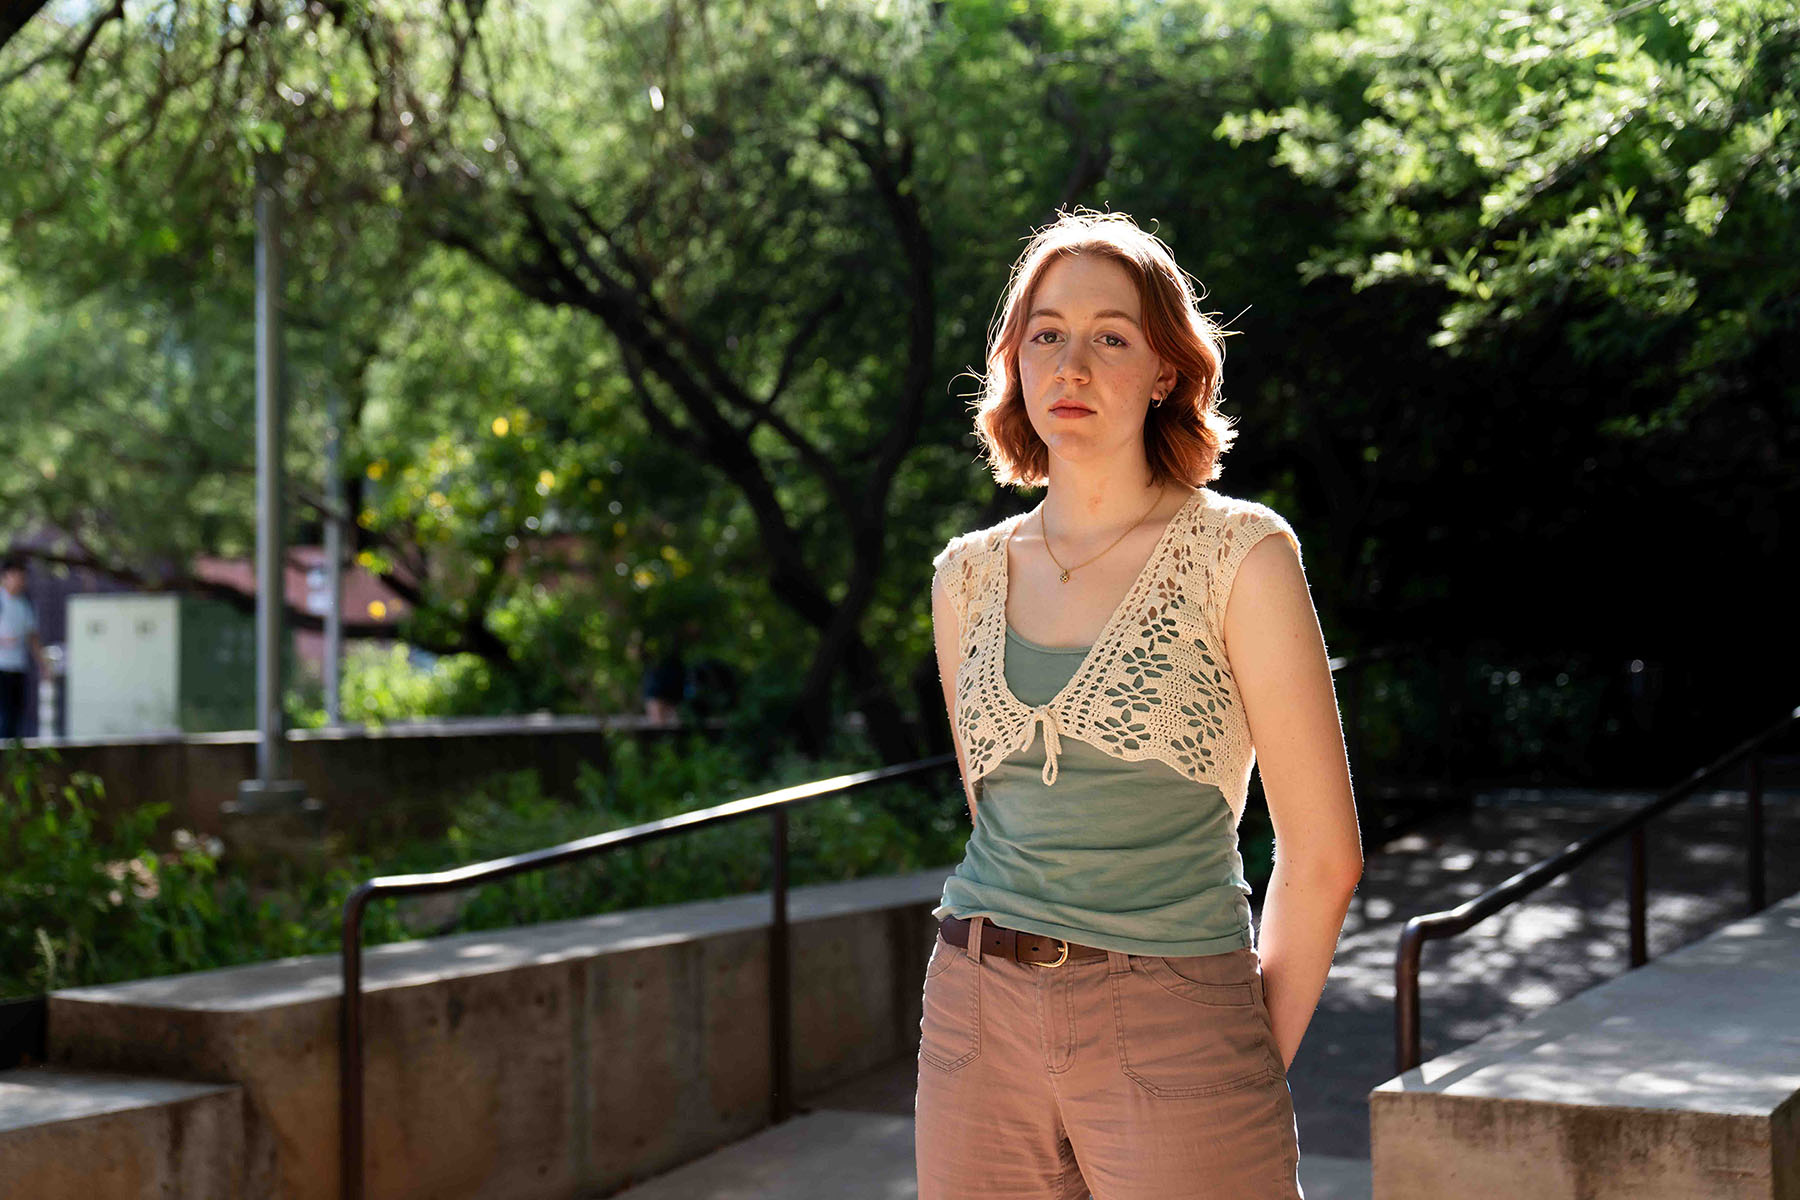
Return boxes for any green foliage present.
[0,732,969,1000]
[3,0,1790,802]
[1335,649,1615,785]
[1217,0,1800,438]
[287,643,516,729]
[364,733,970,934]
[0,0,1348,731]
[1468,652,1616,777]
[0,745,409,1000]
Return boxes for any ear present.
[1156,358,1179,399]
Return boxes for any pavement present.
[610,782,1800,1198]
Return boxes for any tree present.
[1215,0,1800,753]
[4,0,1340,758]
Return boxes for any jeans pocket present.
[924,933,960,980]
[1111,961,1278,1099]
[919,940,981,1073]
[1141,954,1257,1007]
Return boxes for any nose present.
[1053,343,1089,384]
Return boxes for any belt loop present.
[968,915,985,964]
[1105,948,1132,977]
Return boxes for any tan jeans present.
[914,915,1304,1199]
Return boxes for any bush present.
[287,642,508,729]
[0,746,409,999]
[362,731,970,934]
[0,730,970,998]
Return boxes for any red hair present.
[969,207,1239,489]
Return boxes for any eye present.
[1029,330,1129,347]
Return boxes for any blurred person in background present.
[0,554,51,740]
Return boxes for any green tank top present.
[932,625,1255,956]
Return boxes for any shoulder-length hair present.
[970,207,1239,489]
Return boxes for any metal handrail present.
[1394,704,1800,1074]
[339,752,957,1200]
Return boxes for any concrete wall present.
[1370,890,1800,1199]
[45,865,950,1199]
[4,715,713,844]
[0,1069,245,1198]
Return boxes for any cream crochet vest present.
[933,486,1302,822]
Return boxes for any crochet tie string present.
[1027,704,1063,786]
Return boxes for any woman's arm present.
[931,570,981,829]
[1223,532,1363,1072]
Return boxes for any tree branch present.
[66,0,125,85]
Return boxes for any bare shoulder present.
[1222,523,1316,664]
[1200,491,1310,656]
[1236,523,1306,597]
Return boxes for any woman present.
[916,208,1363,1199]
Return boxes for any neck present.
[1038,463,1165,543]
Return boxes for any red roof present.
[189,546,412,627]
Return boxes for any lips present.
[1050,401,1094,416]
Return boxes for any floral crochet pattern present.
[932,487,1302,821]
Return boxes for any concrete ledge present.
[7,716,677,840]
[0,1066,244,1197]
[1372,891,1800,1199]
[47,864,957,1199]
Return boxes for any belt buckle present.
[1033,937,1070,968]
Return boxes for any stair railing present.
[1394,704,1799,1074]
[338,753,957,1200]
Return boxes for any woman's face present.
[1016,253,1172,466]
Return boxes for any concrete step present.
[607,1053,1375,1200]
[0,1065,243,1198]
[604,785,1800,1198]
[1371,889,1800,1199]
[42,866,956,1199]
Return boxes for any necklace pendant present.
[1059,570,1070,583]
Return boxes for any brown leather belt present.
[939,914,1109,968]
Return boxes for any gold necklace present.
[1040,485,1166,584]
